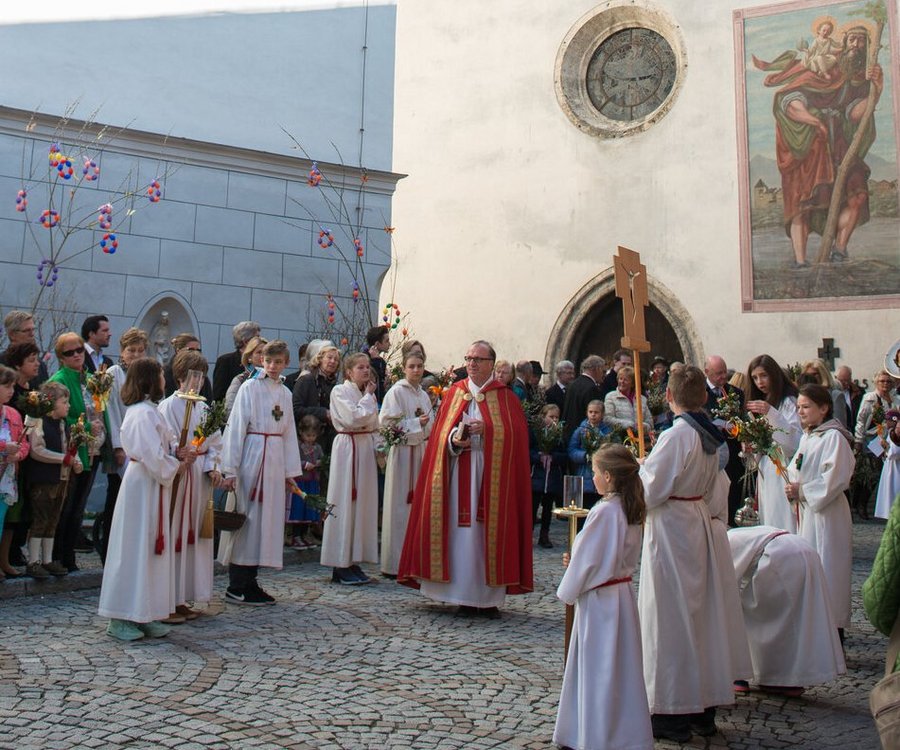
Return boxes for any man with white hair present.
[545,360,575,412]
[0,310,48,385]
[212,321,261,401]
[512,360,532,402]
[704,355,745,525]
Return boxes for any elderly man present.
[212,321,261,401]
[562,355,606,443]
[705,355,745,525]
[1,311,48,386]
[545,360,575,412]
[835,365,863,431]
[512,360,533,402]
[398,340,533,618]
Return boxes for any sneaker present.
[252,584,276,605]
[107,619,145,641]
[138,621,172,638]
[290,537,310,549]
[733,679,751,694]
[332,567,364,585]
[225,587,269,606]
[349,564,372,583]
[26,562,50,580]
[301,534,320,549]
[651,715,691,744]
[42,561,69,577]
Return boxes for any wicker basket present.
[213,509,246,532]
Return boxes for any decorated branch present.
[378,422,408,453]
[86,364,114,413]
[16,390,54,420]
[192,401,228,448]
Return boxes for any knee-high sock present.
[28,537,41,564]
[41,537,54,565]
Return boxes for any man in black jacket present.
[562,355,606,443]
[704,355,745,526]
[212,321,260,401]
[544,360,575,412]
[81,315,114,373]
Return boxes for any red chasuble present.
[397,378,534,595]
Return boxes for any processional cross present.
[614,246,651,457]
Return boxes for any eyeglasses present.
[464,356,494,364]
[61,347,85,358]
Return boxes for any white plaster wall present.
[389,0,900,379]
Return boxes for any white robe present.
[105,364,129,477]
[379,379,433,575]
[728,526,846,686]
[158,394,221,605]
[553,495,653,750]
[420,376,506,608]
[756,397,801,533]
[788,426,854,629]
[638,418,749,713]
[98,400,178,623]
[219,375,302,568]
[319,382,380,568]
[875,437,900,520]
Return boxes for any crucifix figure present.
[817,338,840,371]
[613,246,650,353]
[272,405,284,422]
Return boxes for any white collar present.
[468,375,493,396]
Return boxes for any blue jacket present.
[567,419,612,493]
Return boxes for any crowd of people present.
[1,309,897,746]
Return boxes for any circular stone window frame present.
[554,2,688,139]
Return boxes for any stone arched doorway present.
[545,268,704,372]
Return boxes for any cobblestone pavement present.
[0,520,888,750]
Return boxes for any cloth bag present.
[871,614,900,748]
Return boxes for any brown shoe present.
[161,613,187,624]
[175,605,200,620]
[42,561,69,577]
[26,562,50,580]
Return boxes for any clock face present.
[586,27,678,122]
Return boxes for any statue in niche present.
[149,311,172,365]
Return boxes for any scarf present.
[677,410,728,470]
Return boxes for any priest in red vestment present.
[398,340,533,616]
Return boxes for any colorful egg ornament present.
[56,157,74,180]
[307,162,322,187]
[82,158,100,181]
[36,259,59,287]
[147,179,162,202]
[100,233,118,254]
[15,190,27,212]
[353,238,364,257]
[39,209,60,229]
[351,281,360,301]
[382,302,401,329]
[97,203,113,230]
[48,144,62,167]
[317,228,334,248]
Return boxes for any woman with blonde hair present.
[224,336,267,417]
[799,358,847,428]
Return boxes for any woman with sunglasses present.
[48,332,108,571]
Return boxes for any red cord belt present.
[247,431,282,503]
[589,576,632,592]
[336,430,375,501]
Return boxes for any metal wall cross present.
[817,338,841,370]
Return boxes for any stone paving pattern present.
[0,520,888,749]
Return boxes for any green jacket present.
[48,366,110,467]
[863,495,900,671]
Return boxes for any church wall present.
[388,0,900,380]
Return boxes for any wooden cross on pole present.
[614,246,651,457]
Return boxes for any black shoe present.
[9,548,26,567]
[538,535,553,549]
[252,584,276,605]
[225,587,268,606]
[349,564,372,583]
[381,572,397,580]
[688,708,718,737]
[480,607,501,620]
[74,533,94,553]
[66,563,80,573]
[457,605,478,617]
[651,714,691,744]
[332,567,364,585]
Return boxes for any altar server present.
[553,444,653,750]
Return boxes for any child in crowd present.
[288,415,325,550]
[220,340,302,605]
[98,358,195,641]
[23,381,82,579]
[379,350,433,577]
[320,352,379,585]
[100,326,148,563]
[158,349,222,621]
[530,403,566,548]
[0,365,29,579]
[567,400,611,510]
[554,444,653,750]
